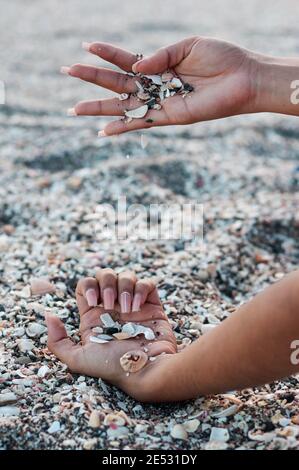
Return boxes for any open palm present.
[46,269,176,396]
[62,36,256,135]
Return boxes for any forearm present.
[144,271,299,402]
[252,54,299,116]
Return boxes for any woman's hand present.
[46,269,177,401]
[61,37,259,136]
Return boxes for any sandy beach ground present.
[0,0,299,450]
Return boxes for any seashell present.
[135,81,144,92]
[113,332,132,340]
[0,392,18,406]
[37,365,50,378]
[212,404,239,418]
[171,77,183,89]
[119,93,129,100]
[88,410,100,428]
[92,326,103,334]
[183,419,200,433]
[100,313,115,328]
[48,421,60,434]
[144,74,163,86]
[248,430,276,442]
[153,103,162,110]
[122,322,155,340]
[17,338,34,352]
[30,278,55,296]
[120,350,148,373]
[90,336,109,344]
[26,322,46,338]
[210,427,230,442]
[125,105,148,119]
[170,424,188,440]
[161,72,174,82]
[137,91,150,101]
[104,413,126,427]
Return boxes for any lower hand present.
[46,269,177,401]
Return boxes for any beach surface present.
[0,0,299,450]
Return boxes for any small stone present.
[170,424,188,440]
[183,419,200,433]
[0,392,18,406]
[17,338,35,352]
[30,278,55,296]
[48,420,60,434]
[88,410,100,428]
[0,406,20,417]
[209,427,230,442]
[37,365,50,378]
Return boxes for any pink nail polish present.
[120,292,131,313]
[67,108,77,116]
[60,66,71,75]
[103,287,115,310]
[98,130,107,138]
[82,42,92,51]
[86,288,98,307]
[132,293,141,312]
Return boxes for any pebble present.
[17,338,35,352]
[170,424,188,440]
[88,410,100,428]
[209,427,230,442]
[37,365,50,378]
[48,421,61,434]
[0,392,18,406]
[0,406,20,417]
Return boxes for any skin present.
[49,38,299,401]
[47,269,299,403]
[61,36,299,136]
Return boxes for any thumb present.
[46,313,80,372]
[132,37,197,74]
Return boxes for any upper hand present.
[61,37,258,136]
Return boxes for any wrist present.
[251,54,299,115]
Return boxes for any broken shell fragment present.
[137,91,151,101]
[170,424,188,440]
[113,332,132,340]
[92,326,103,334]
[25,322,47,338]
[90,336,109,344]
[120,350,148,373]
[104,413,126,427]
[170,77,183,89]
[100,313,115,328]
[161,72,174,82]
[119,93,129,101]
[144,74,163,86]
[122,322,155,340]
[124,105,148,119]
[30,278,55,296]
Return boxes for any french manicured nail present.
[60,66,71,75]
[120,292,131,313]
[132,293,141,312]
[86,288,98,307]
[98,130,107,138]
[82,42,92,51]
[67,108,77,116]
[103,287,115,310]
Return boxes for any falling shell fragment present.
[120,350,148,373]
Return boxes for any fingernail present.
[82,42,92,51]
[132,293,141,312]
[67,107,77,116]
[132,63,139,73]
[103,287,115,310]
[60,66,71,75]
[98,130,107,138]
[120,292,131,313]
[86,288,98,307]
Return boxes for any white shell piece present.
[124,105,148,119]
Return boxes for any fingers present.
[132,37,197,74]
[76,277,100,316]
[101,108,167,137]
[118,271,137,314]
[83,42,139,72]
[73,95,141,117]
[132,279,161,312]
[46,313,82,372]
[95,268,117,310]
[62,64,139,94]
